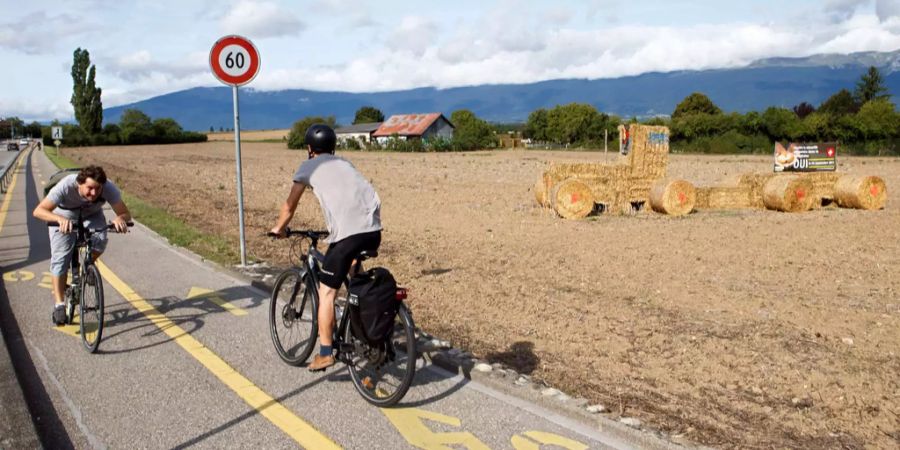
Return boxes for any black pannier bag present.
[348,267,400,345]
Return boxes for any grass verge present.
[44,146,243,266]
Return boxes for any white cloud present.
[825,0,870,21]
[0,11,98,54]
[0,98,73,122]
[248,8,900,94]
[876,0,900,21]
[312,0,377,27]
[220,1,305,38]
[104,50,208,83]
[386,16,437,56]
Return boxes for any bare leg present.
[51,274,66,305]
[317,283,337,347]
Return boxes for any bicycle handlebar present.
[47,221,134,232]
[267,228,329,240]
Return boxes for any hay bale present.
[694,186,752,209]
[834,175,887,210]
[546,162,606,179]
[695,187,712,209]
[533,172,552,207]
[624,125,669,180]
[800,172,841,208]
[649,179,696,216]
[723,173,773,208]
[762,176,815,212]
[551,179,595,219]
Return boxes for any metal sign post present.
[209,35,260,267]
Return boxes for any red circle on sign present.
[209,35,260,86]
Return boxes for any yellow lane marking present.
[55,315,81,337]
[511,431,588,450]
[382,408,491,449]
[3,270,35,282]
[0,149,29,234]
[187,287,248,316]
[95,260,339,449]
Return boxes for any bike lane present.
[0,149,304,448]
[2,148,679,449]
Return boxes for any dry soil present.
[62,143,900,449]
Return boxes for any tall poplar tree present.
[71,48,103,134]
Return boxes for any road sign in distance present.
[209,35,260,86]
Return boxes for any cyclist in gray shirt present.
[270,124,382,371]
[33,165,131,325]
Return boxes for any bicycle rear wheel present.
[269,269,317,366]
[347,304,417,407]
[80,265,104,353]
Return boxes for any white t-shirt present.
[293,154,381,243]
[46,174,122,220]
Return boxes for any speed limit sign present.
[210,35,260,267]
[209,35,260,86]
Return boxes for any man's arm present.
[109,200,132,233]
[270,182,306,237]
[32,198,73,233]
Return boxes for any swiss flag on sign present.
[827,147,835,157]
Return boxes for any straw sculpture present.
[801,172,841,209]
[550,179,595,219]
[534,172,552,207]
[762,176,815,212]
[694,186,752,209]
[534,124,673,218]
[834,175,887,210]
[649,179,696,216]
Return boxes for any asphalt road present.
[0,148,679,449]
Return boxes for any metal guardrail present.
[1,143,29,194]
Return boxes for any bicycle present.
[48,218,132,353]
[267,229,417,407]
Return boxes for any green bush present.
[286,116,337,149]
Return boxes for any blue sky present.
[2,0,899,122]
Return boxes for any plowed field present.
[62,143,900,449]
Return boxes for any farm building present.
[335,122,382,145]
[372,113,454,143]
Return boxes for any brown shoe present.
[308,354,335,372]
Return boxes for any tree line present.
[660,67,897,155]
[286,107,498,152]
[523,66,897,156]
[42,48,206,147]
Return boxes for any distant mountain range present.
[104,50,900,131]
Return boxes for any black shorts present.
[319,230,382,289]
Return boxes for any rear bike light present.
[395,288,408,301]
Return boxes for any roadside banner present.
[774,142,837,172]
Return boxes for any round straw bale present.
[551,179,595,219]
[533,172,552,207]
[762,176,814,212]
[649,179,696,216]
[834,175,887,210]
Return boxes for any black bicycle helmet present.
[305,124,336,154]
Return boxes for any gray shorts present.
[48,213,108,276]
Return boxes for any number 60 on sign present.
[209,35,260,86]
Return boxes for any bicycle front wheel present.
[347,304,417,407]
[80,265,104,353]
[269,269,317,366]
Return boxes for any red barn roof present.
[372,113,450,137]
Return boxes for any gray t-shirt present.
[47,174,122,220]
[293,154,381,243]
